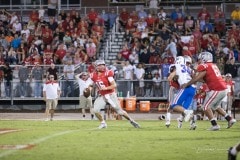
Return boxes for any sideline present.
[0,128,97,158]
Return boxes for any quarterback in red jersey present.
[90,60,140,129]
[182,52,236,131]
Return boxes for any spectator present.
[43,44,54,65]
[119,8,130,28]
[157,7,167,21]
[31,63,44,98]
[48,0,58,17]
[63,60,75,97]
[144,72,153,97]
[29,9,39,24]
[16,43,26,64]
[47,63,59,80]
[119,45,131,61]
[214,7,225,25]
[108,9,117,29]
[21,25,31,40]
[138,8,148,19]
[18,62,30,98]
[171,7,184,22]
[125,19,136,33]
[12,20,22,33]
[54,43,66,64]
[139,47,151,64]
[122,60,134,96]
[161,57,170,97]
[129,10,139,25]
[184,15,195,35]
[133,63,145,96]
[128,50,139,65]
[148,0,159,16]
[87,8,98,27]
[152,73,162,97]
[11,34,21,50]
[224,58,238,78]
[100,10,109,29]
[231,6,240,25]
[62,51,73,65]
[2,62,13,97]
[86,40,96,62]
[38,5,45,19]
[6,46,17,65]
[0,34,9,50]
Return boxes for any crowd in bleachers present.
[110,2,240,97]
[0,2,239,98]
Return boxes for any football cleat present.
[227,118,236,129]
[189,123,197,130]
[130,120,140,128]
[98,122,107,129]
[177,118,183,128]
[228,147,236,160]
[207,125,220,131]
[165,121,170,128]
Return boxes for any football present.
[83,88,91,98]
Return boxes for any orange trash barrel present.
[125,97,136,111]
[140,101,150,112]
[118,97,124,109]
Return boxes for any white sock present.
[231,147,237,156]
[166,112,171,122]
[101,120,105,124]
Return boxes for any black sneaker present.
[228,147,236,160]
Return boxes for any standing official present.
[43,75,61,121]
[75,72,94,120]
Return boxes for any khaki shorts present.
[46,99,58,110]
[202,90,227,111]
[79,95,93,109]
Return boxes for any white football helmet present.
[95,60,106,66]
[198,52,213,63]
[175,56,185,65]
[95,60,106,72]
[184,56,192,64]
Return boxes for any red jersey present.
[225,80,235,96]
[90,69,115,95]
[197,63,226,91]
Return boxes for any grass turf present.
[0,120,239,160]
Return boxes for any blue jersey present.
[170,64,196,109]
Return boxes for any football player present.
[182,52,236,130]
[90,60,140,129]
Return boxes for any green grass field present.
[0,120,239,160]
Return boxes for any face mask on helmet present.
[175,56,185,64]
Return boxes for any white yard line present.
[0,128,97,158]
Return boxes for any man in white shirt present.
[75,72,94,120]
[123,60,134,96]
[43,75,61,121]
